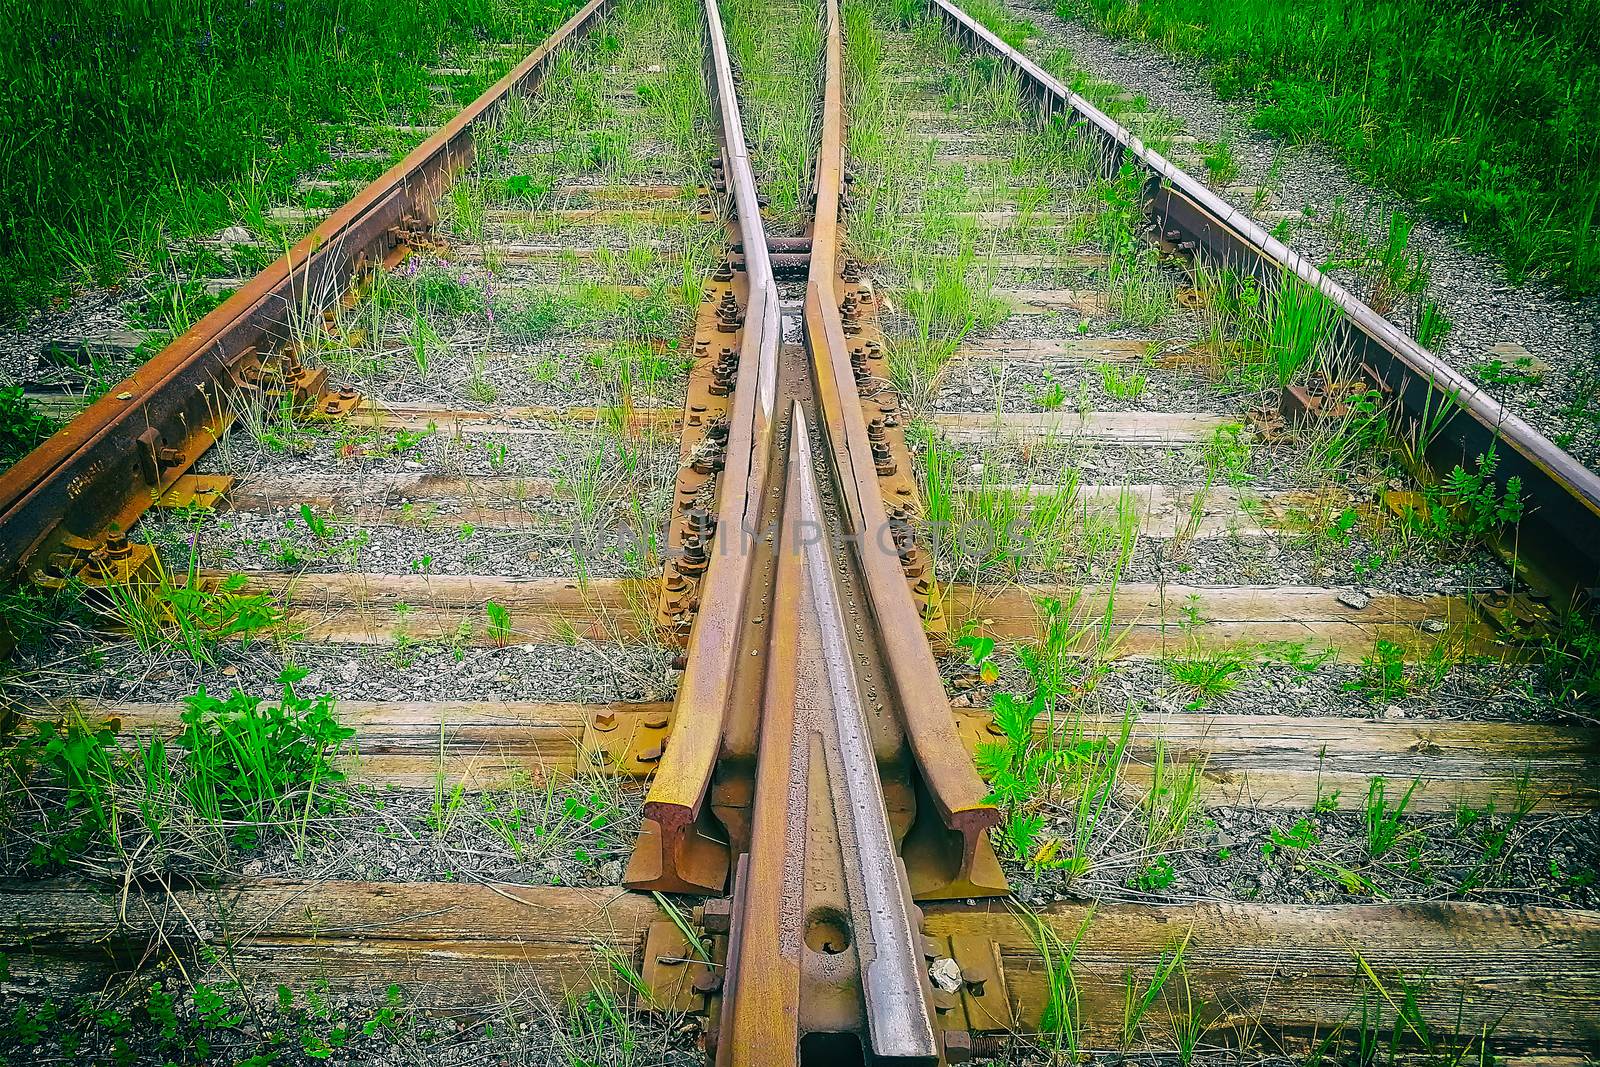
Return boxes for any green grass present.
[0,386,60,474]
[0,0,580,322]
[1121,928,1192,1046]
[1164,646,1248,706]
[722,0,824,232]
[1364,775,1421,859]
[3,667,353,869]
[1141,736,1204,850]
[1011,900,1089,1054]
[1064,0,1600,293]
[92,539,285,665]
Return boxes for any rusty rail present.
[636,0,1009,1060]
[624,0,784,895]
[0,0,613,584]
[715,407,940,1064]
[928,0,1600,601]
[801,0,1002,902]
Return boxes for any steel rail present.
[708,0,1007,1057]
[716,406,938,1065]
[625,0,785,893]
[636,0,1009,1056]
[929,0,1600,601]
[0,0,613,582]
[803,0,1002,898]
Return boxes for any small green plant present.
[1364,776,1421,859]
[1349,639,1409,701]
[1472,354,1542,389]
[298,504,334,540]
[0,385,60,472]
[975,616,1131,876]
[1202,137,1238,186]
[1166,961,1208,1064]
[1143,736,1205,847]
[1261,816,1319,860]
[7,667,352,865]
[177,666,355,846]
[1542,606,1600,708]
[1030,378,1069,410]
[1437,449,1524,538]
[955,631,999,685]
[1099,362,1148,399]
[1012,901,1089,1054]
[1201,423,1252,485]
[97,557,284,666]
[6,713,120,862]
[1132,856,1176,891]
[1415,300,1453,347]
[1164,647,1248,707]
[485,600,512,646]
[1121,929,1192,1046]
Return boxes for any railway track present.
[0,0,1597,1063]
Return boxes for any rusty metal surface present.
[631,0,1004,900]
[716,408,937,1064]
[632,0,1012,1055]
[627,0,783,894]
[804,0,1004,899]
[928,0,1600,600]
[0,0,614,582]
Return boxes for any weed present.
[6,666,353,867]
[1350,638,1409,701]
[975,611,1132,876]
[1164,646,1248,707]
[1121,928,1192,1046]
[1143,736,1205,848]
[177,666,354,845]
[1414,300,1452,348]
[1364,775,1420,859]
[95,554,284,666]
[1542,606,1600,709]
[1102,165,1176,326]
[0,386,60,473]
[298,504,334,541]
[1167,962,1208,1063]
[1435,449,1525,539]
[1202,137,1238,186]
[1029,375,1069,410]
[955,631,1000,685]
[1201,423,1252,485]
[1012,901,1089,1053]
[1099,362,1148,399]
[1132,856,1176,891]
[485,600,512,646]
[1472,354,1543,390]
[1261,816,1319,860]
[0,0,581,320]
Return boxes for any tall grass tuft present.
[0,0,579,320]
[1066,0,1600,293]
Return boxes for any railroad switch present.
[833,268,946,632]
